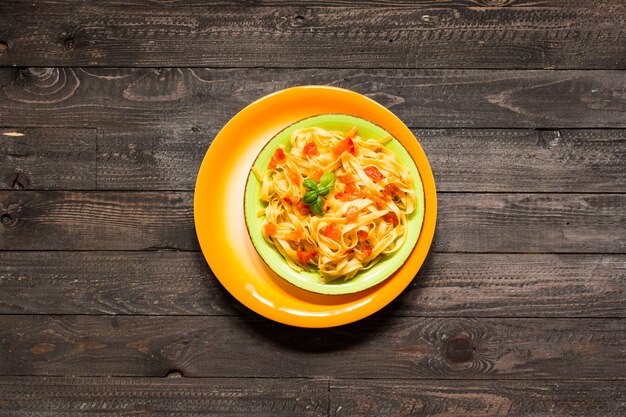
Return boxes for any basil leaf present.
[317,186,330,196]
[319,172,336,189]
[303,190,319,205]
[303,178,317,190]
[311,197,324,216]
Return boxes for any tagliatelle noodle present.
[256,126,416,282]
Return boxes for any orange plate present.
[194,86,437,328]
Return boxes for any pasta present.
[254,126,417,282]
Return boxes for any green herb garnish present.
[303,172,336,216]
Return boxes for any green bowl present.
[244,114,424,295]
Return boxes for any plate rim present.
[194,85,437,328]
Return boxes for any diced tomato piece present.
[364,166,384,182]
[310,170,323,182]
[269,148,286,169]
[338,174,354,184]
[264,223,277,237]
[289,171,300,185]
[297,250,317,265]
[283,196,293,205]
[362,243,372,257]
[344,248,354,255]
[332,137,356,157]
[321,223,341,241]
[346,206,358,223]
[336,183,364,201]
[303,142,319,157]
[383,211,399,226]
[287,228,304,241]
[296,200,311,215]
[357,230,369,242]
[384,184,401,198]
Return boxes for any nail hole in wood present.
[64,37,75,49]
[445,336,475,363]
[1,214,14,226]
[166,369,184,378]
[0,41,7,54]
[295,15,305,23]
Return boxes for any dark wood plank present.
[0,127,96,190]
[0,377,328,417]
[0,191,197,251]
[1,192,624,252]
[97,127,626,192]
[419,128,626,193]
[97,126,215,191]
[1,252,624,318]
[435,193,626,253]
[330,380,626,417]
[11,0,618,7]
[392,253,626,317]
[1,68,624,129]
[1,2,624,68]
[0,315,623,378]
[0,251,237,316]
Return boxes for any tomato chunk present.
[362,243,372,257]
[332,137,356,157]
[283,196,293,205]
[336,183,360,201]
[346,206,359,223]
[289,171,300,185]
[338,174,354,184]
[264,223,277,237]
[384,184,401,199]
[383,211,399,226]
[310,170,323,182]
[269,148,286,169]
[296,200,311,215]
[364,166,384,182]
[321,223,341,241]
[357,230,369,242]
[297,250,317,265]
[303,142,319,157]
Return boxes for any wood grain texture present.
[0,127,96,190]
[1,68,624,129]
[330,379,626,417]
[435,193,626,253]
[97,127,626,192]
[1,191,623,252]
[0,2,624,69]
[0,252,624,318]
[0,315,623,378]
[0,377,328,417]
[0,251,238,316]
[97,126,215,191]
[0,191,197,251]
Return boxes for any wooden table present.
[1,1,625,415]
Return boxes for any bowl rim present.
[243,112,425,295]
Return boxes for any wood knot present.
[64,37,75,49]
[0,41,7,54]
[165,369,184,378]
[445,336,475,363]
[8,172,30,190]
[294,15,305,24]
[1,213,17,226]
[537,129,561,148]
